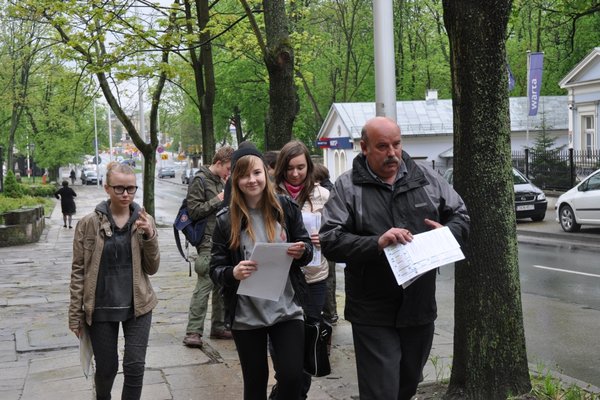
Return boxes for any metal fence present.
[512,148,600,191]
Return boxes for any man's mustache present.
[384,157,400,165]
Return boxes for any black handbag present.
[304,320,332,377]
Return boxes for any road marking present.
[532,264,600,278]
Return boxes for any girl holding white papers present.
[209,147,313,400]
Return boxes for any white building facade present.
[559,47,600,154]
[317,96,568,180]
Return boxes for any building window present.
[334,151,341,179]
[582,115,595,156]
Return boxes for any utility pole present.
[373,0,397,121]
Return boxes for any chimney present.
[426,89,438,104]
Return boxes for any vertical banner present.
[507,62,516,92]
[527,52,544,116]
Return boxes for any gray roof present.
[323,96,568,139]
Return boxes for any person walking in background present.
[55,180,77,228]
[183,146,234,348]
[210,148,313,400]
[320,117,470,400]
[70,169,77,185]
[68,161,160,400]
[312,163,337,325]
[274,141,330,398]
[263,150,279,181]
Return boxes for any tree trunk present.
[262,0,298,151]
[199,0,215,163]
[442,1,532,399]
[183,0,215,163]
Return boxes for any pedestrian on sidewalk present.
[210,148,313,400]
[320,117,470,400]
[312,163,338,326]
[68,161,160,400]
[183,146,234,348]
[55,180,77,228]
[273,140,330,398]
[70,169,77,185]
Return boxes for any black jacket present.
[210,195,313,328]
[320,151,470,327]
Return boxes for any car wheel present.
[559,205,581,232]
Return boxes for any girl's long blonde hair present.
[229,155,284,250]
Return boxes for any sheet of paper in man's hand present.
[383,226,464,287]
[237,243,293,301]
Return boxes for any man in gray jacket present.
[183,146,234,347]
[320,117,469,400]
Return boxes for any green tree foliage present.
[7,0,182,216]
[528,116,571,190]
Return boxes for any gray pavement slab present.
[0,185,598,399]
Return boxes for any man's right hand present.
[377,227,413,251]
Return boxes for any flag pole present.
[526,50,531,149]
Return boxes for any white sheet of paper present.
[383,226,465,287]
[237,243,294,301]
[302,212,322,267]
[79,325,93,379]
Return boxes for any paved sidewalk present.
[0,185,597,400]
[0,187,367,400]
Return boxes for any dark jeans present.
[88,312,152,400]
[269,281,328,399]
[351,322,435,400]
[322,260,338,322]
[302,280,328,398]
[304,280,328,322]
[233,319,305,400]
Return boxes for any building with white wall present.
[559,47,600,153]
[316,96,568,180]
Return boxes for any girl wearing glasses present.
[210,148,313,400]
[68,161,160,400]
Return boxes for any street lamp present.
[29,143,35,183]
[0,145,4,193]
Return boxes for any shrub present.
[0,195,52,214]
[3,170,24,198]
[25,183,59,197]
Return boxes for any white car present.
[555,168,600,232]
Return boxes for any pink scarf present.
[284,181,303,200]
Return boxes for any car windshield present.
[512,169,529,184]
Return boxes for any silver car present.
[555,168,600,232]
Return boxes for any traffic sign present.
[92,156,102,164]
[157,146,164,153]
[161,154,168,160]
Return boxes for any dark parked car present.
[443,167,547,221]
[158,167,176,179]
[181,168,199,184]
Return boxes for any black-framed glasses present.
[108,185,138,195]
